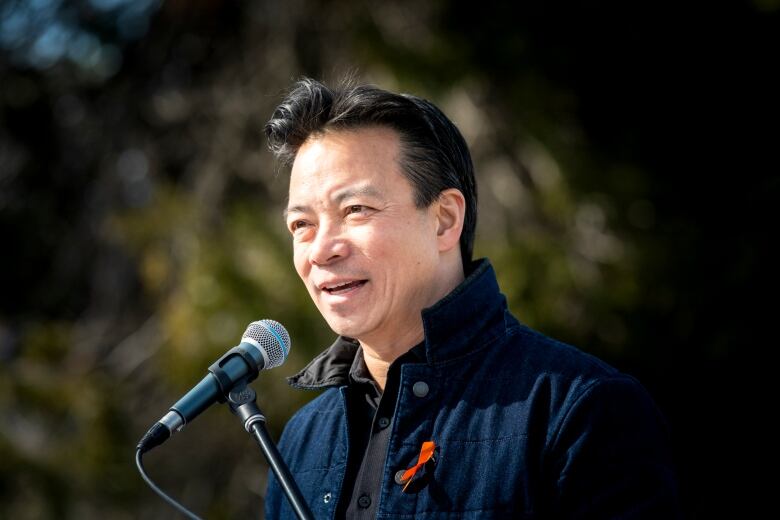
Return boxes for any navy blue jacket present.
[265,260,679,519]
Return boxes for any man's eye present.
[347,205,366,214]
[291,220,309,231]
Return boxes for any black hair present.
[265,77,478,264]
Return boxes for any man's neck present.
[359,325,424,392]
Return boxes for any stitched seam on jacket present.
[288,463,346,474]
[397,433,527,446]
[376,506,515,517]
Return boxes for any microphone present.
[137,319,290,454]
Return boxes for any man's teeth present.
[326,281,363,293]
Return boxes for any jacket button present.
[395,469,410,485]
[357,494,371,508]
[412,381,429,397]
[323,492,331,503]
[377,416,390,429]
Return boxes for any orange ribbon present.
[401,441,436,491]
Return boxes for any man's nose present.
[309,223,348,266]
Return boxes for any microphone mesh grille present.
[242,319,290,369]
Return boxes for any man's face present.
[285,127,443,347]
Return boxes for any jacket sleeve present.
[546,376,682,519]
[265,468,282,519]
[264,439,286,519]
[263,422,298,520]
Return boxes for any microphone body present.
[138,319,290,453]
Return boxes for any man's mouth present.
[321,280,368,295]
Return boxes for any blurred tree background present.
[1,0,776,518]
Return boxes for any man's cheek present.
[292,249,308,279]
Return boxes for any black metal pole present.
[249,420,314,520]
[228,385,314,520]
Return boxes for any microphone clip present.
[208,344,261,403]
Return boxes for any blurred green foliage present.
[1,0,776,518]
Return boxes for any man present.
[264,78,679,519]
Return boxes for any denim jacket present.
[265,260,680,519]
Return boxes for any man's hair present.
[265,77,478,264]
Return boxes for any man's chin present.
[324,315,366,340]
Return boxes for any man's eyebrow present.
[283,204,309,220]
[283,185,384,220]
[332,185,383,204]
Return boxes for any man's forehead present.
[291,127,400,170]
[285,128,404,215]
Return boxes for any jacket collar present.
[287,258,508,390]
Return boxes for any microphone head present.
[242,319,290,369]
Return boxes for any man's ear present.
[435,188,466,253]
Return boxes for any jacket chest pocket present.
[385,434,533,518]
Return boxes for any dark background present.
[1,0,775,518]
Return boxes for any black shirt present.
[335,342,426,518]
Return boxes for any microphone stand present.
[228,383,314,520]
